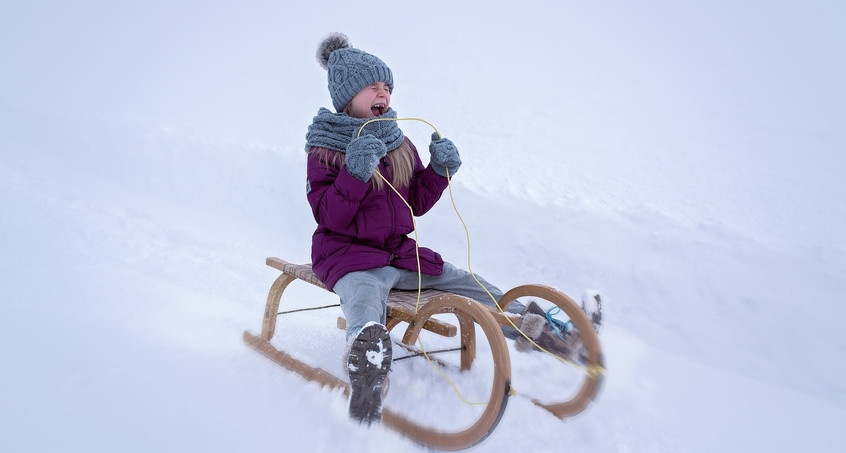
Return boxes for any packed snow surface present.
[2,1,844,451]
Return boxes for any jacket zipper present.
[383,158,398,266]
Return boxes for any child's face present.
[346,82,391,118]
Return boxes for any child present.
[304,33,585,425]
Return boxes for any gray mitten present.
[345,134,387,182]
[428,132,461,177]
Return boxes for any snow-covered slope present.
[2,2,845,451]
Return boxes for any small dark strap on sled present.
[278,303,341,315]
[393,346,465,362]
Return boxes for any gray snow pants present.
[333,261,526,340]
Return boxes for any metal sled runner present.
[243,257,605,450]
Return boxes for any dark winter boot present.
[515,301,587,364]
[346,322,392,425]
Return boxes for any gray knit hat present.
[316,33,394,112]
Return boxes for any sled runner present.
[243,257,605,450]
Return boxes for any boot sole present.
[347,323,392,425]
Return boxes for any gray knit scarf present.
[304,107,405,153]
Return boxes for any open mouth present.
[371,103,386,116]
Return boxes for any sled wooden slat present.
[266,257,326,288]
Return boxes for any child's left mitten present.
[428,132,462,177]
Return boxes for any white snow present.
[2,1,845,452]
[367,343,386,369]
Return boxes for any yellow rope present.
[358,117,439,313]
[357,117,441,141]
[442,167,607,379]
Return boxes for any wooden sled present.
[243,257,605,451]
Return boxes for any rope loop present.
[357,117,441,140]
[357,116,605,405]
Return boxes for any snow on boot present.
[581,290,602,334]
[346,322,392,425]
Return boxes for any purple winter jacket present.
[306,138,450,291]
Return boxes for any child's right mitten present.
[345,134,387,182]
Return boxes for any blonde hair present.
[310,141,415,190]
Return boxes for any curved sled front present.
[497,284,605,418]
[383,293,511,450]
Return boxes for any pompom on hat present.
[316,33,394,112]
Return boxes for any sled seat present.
[265,257,457,337]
